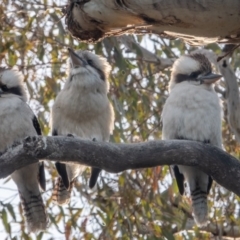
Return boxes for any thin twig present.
[217,44,240,62]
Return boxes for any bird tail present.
[191,187,208,227]
[52,177,74,205]
[89,167,102,188]
[19,191,47,232]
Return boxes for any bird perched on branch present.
[0,67,47,232]
[161,53,222,226]
[51,48,114,205]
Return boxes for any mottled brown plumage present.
[189,53,212,74]
[52,177,74,205]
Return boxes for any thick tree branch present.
[1,136,240,197]
[64,0,240,45]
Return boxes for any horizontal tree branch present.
[1,136,240,196]
[63,0,240,45]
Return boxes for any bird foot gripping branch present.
[23,136,46,154]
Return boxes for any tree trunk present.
[64,0,240,44]
[218,46,240,141]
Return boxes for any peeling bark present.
[1,136,240,197]
[218,46,240,141]
[63,0,240,44]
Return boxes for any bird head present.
[169,53,222,91]
[0,67,27,101]
[66,48,111,94]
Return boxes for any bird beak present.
[68,48,87,67]
[197,73,222,84]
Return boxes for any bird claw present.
[23,136,45,155]
[24,136,38,149]
[67,133,74,138]
[13,141,21,147]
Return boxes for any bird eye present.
[1,85,8,91]
[87,59,93,65]
[189,71,199,79]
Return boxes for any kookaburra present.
[51,48,114,205]
[0,67,47,232]
[161,53,222,226]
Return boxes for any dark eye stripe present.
[189,70,201,78]
[87,59,93,65]
[175,74,190,83]
[96,68,105,81]
[175,70,202,83]
[87,59,105,81]
[1,85,8,91]
[1,85,23,96]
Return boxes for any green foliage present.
[1,1,240,239]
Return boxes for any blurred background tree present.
[1,0,240,239]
